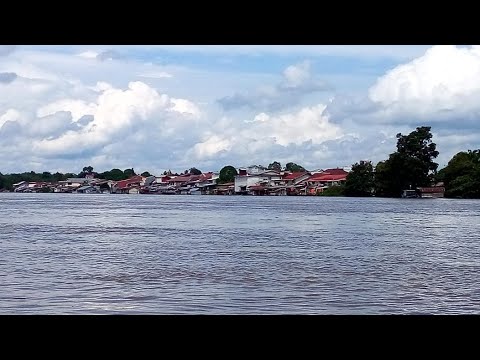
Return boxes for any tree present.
[318,185,345,196]
[268,161,282,172]
[123,168,136,178]
[107,169,126,181]
[189,167,202,175]
[82,166,93,173]
[374,126,439,197]
[184,170,189,174]
[218,165,238,184]
[53,172,64,182]
[345,160,374,197]
[141,171,152,177]
[439,150,480,198]
[285,162,306,172]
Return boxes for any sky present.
[1,44,479,175]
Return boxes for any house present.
[75,185,100,194]
[304,168,349,195]
[246,165,267,174]
[13,181,29,192]
[143,175,156,187]
[282,172,311,186]
[155,175,171,184]
[234,170,283,194]
[281,172,311,195]
[215,182,235,195]
[116,175,144,194]
[416,186,445,198]
[57,177,91,192]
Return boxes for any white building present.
[234,170,282,193]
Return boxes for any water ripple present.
[1,193,479,314]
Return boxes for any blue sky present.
[0,45,478,174]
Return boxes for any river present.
[1,193,479,314]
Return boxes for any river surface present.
[1,193,479,314]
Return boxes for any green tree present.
[83,166,94,173]
[42,172,52,181]
[109,169,126,181]
[267,161,282,172]
[440,150,480,198]
[318,185,345,196]
[123,168,136,178]
[97,168,125,181]
[345,160,374,197]
[141,171,152,177]
[375,126,439,197]
[64,173,77,179]
[285,162,306,172]
[218,165,238,184]
[189,167,202,175]
[53,172,64,181]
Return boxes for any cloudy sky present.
[0,45,479,175]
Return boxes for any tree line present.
[343,126,480,198]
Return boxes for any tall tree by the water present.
[375,126,439,197]
[345,160,375,197]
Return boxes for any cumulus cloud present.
[1,45,480,174]
[31,81,199,157]
[0,109,22,127]
[324,45,480,134]
[77,50,98,59]
[218,60,332,112]
[369,45,480,118]
[191,135,232,159]
[185,103,346,170]
[169,98,200,116]
[0,70,204,172]
[323,45,480,166]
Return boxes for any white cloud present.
[1,45,480,174]
[169,98,200,117]
[247,112,269,123]
[191,135,232,159]
[283,60,311,87]
[77,50,99,59]
[0,109,22,127]
[244,104,342,146]
[186,103,345,168]
[0,75,202,172]
[218,60,332,112]
[369,45,480,116]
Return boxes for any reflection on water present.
[0,193,479,314]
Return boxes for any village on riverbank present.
[8,165,354,196]
[2,126,479,198]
